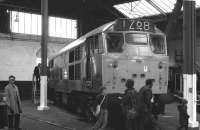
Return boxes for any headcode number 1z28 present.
[129,20,150,31]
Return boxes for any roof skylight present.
[114,0,200,18]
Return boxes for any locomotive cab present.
[102,19,168,94]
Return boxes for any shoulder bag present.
[126,93,137,119]
[93,95,106,117]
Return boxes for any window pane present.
[10,11,77,39]
[37,15,41,35]
[142,0,160,15]
[135,2,150,16]
[114,5,133,18]
[75,46,82,61]
[106,33,124,53]
[58,18,66,38]
[11,11,19,33]
[69,65,74,80]
[197,0,200,8]
[69,50,75,63]
[18,12,25,33]
[150,34,165,54]
[55,17,61,37]
[75,64,81,80]
[151,0,171,12]
[66,19,72,38]
[31,14,38,35]
[24,13,31,34]
[49,17,56,37]
[125,33,147,45]
[60,18,67,38]
[71,20,77,39]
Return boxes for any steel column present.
[183,0,198,128]
[38,0,49,111]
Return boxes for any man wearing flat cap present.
[5,75,22,130]
[138,79,157,130]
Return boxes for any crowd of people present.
[91,78,189,130]
[0,75,189,130]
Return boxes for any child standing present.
[177,99,189,130]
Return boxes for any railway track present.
[21,114,76,130]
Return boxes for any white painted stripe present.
[37,76,49,111]
[184,0,195,1]
[183,74,199,128]
[160,115,174,118]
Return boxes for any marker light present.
[132,74,137,78]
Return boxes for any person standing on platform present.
[92,87,108,130]
[34,63,41,87]
[5,75,22,130]
[177,99,189,130]
[138,79,158,130]
[121,79,138,130]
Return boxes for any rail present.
[22,114,76,130]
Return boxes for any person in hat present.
[137,79,159,130]
[177,99,189,130]
[138,79,155,113]
[121,79,138,130]
[33,63,41,87]
[5,75,22,130]
[92,87,108,130]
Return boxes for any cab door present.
[84,34,104,91]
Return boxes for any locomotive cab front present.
[102,19,169,94]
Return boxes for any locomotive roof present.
[49,21,114,61]
[49,19,165,61]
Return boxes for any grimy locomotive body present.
[48,18,169,110]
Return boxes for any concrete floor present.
[20,101,92,130]
[1,100,200,130]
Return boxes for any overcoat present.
[138,85,153,113]
[177,104,189,125]
[5,83,22,114]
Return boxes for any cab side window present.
[88,34,104,54]
[106,33,123,53]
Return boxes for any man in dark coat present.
[177,99,189,130]
[138,79,158,130]
[92,87,108,130]
[121,79,138,130]
[5,75,22,130]
[34,63,41,87]
[138,79,154,113]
